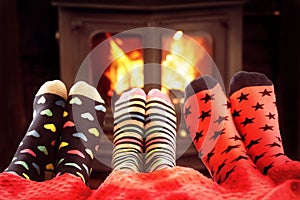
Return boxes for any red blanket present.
[1,166,299,200]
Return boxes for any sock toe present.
[229,71,273,96]
[69,81,104,103]
[36,80,67,100]
[147,89,172,104]
[119,88,146,102]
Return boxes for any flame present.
[104,37,143,96]
[162,31,205,94]
[104,31,212,97]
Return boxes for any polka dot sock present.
[229,71,300,184]
[184,75,254,184]
[112,88,146,172]
[144,89,177,172]
[5,80,67,181]
[55,81,106,184]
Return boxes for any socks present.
[229,71,294,176]
[5,80,67,181]
[144,89,177,172]
[112,88,145,172]
[184,76,254,184]
[55,81,106,184]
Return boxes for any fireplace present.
[52,0,245,185]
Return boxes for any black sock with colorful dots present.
[55,81,106,184]
[184,76,254,184]
[5,80,67,181]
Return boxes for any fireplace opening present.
[52,1,245,186]
[89,30,215,151]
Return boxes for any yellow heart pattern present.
[44,124,56,133]
[88,128,99,137]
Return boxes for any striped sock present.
[144,89,177,172]
[55,81,106,184]
[5,80,67,181]
[112,88,146,172]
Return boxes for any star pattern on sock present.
[194,130,204,142]
[206,148,215,163]
[266,142,281,148]
[265,112,276,120]
[253,152,267,164]
[259,124,274,131]
[184,105,192,119]
[229,135,242,141]
[240,117,255,127]
[214,116,229,124]
[199,110,211,121]
[237,92,249,102]
[210,128,226,140]
[232,109,242,118]
[231,155,248,163]
[252,102,264,111]
[200,93,215,103]
[223,101,232,109]
[246,138,262,150]
[221,144,241,154]
[259,89,272,97]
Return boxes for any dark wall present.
[277,0,300,159]
[243,0,300,160]
[0,0,299,171]
[0,0,26,171]
[0,0,59,171]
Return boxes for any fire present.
[104,37,143,96]
[104,31,212,97]
[161,30,212,95]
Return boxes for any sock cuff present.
[229,71,273,96]
[184,75,218,101]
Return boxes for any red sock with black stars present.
[184,75,255,184]
[229,71,300,184]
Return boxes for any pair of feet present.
[112,88,177,173]
[184,71,300,185]
[5,80,106,184]
[5,80,178,184]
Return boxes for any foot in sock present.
[229,71,300,184]
[184,75,257,184]
[144,89,177,172]
[55,81,106,184]
[112,88,146,172]
[5,80,67,181]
